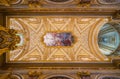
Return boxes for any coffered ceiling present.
[6,16,110,63]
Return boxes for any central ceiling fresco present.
[6,16,109,62]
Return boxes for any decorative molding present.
[0,0,119,14]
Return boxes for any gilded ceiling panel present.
[6,16,109,62]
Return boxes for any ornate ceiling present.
[6,16,110,62]
[0,0,119,65]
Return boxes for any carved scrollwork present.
[77,0,91,7]
[77,71,91,79]
[28,70,42,78]
[28,0,42,8]
[0,26,20,55]
[0,0,10,6]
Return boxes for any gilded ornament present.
[77,0,91,7]
[0,25,20,55]
[28,0,42,9]
[28,70,42,77]
[77,71,90,77]
[0,0,10,6]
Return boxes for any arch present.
[10,0,23,5]
[88,18,108,60]
[10,73,24,79]
[97,0,120,5]
[44,0,79,5]
[95,75,120,79]
[44,74,74,79]
[48,0,70,2]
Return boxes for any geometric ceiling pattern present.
[6,16,109,62]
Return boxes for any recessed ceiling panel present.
[6,16,109,63]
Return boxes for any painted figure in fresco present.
[44,33,73,46]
